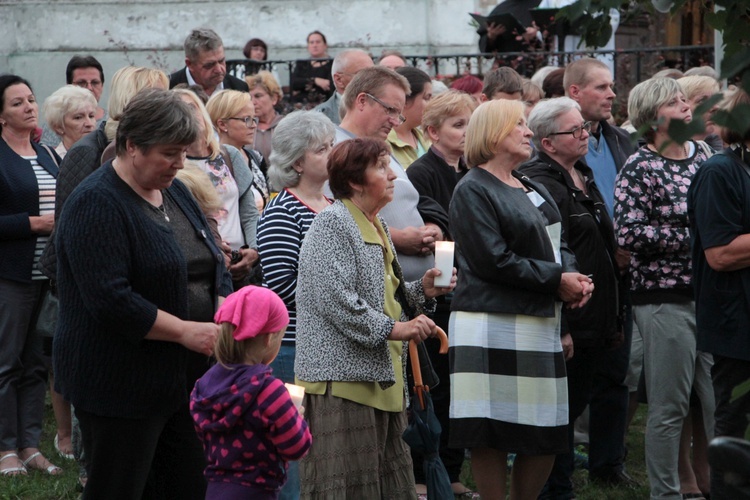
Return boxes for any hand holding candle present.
[433,241,455,287]
[284,383,305,410]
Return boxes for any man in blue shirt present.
[563,57,637,489]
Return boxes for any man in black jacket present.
[169,28,248,96]
[563,57,638,489]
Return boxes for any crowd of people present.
[1,23,748,500]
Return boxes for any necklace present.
[149,191,170,222]
[155,203,170,222]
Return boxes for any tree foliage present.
[559,0,750,138]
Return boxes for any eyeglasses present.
[228,116,259,128]
[364,93,406,125]
[549,121,592,139]
[73,79,103,88]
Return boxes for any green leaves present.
[713,103,750,139]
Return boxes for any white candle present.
[433,241,454,287]
[284,383,305,409]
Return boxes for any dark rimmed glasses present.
[364,93,406,125]
[228,116,260,128]
[549,121,592,139]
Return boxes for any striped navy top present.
[24,155,56,280]
[257,189,330,344]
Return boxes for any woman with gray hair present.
[255,110,335,499]
[53,88,231,498]
[43,85,97,158]
[256,110,336,384]
[613,77,715,500]
[519,97,623,499]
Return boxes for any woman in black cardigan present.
[54,89,231,498]
[406,89,477,497]
[0,75,61,477]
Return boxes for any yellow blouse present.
[297,199,405,412]
[386,127,431,170]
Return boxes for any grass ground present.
[456,403,651,499]
[0,398,651,499]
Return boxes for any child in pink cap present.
[190,286,312,500]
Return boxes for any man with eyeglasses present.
[67,55,107,122]
[169,28,248,96]
[564,57,638,489]
[333,66,447,282]
[41,55,108,148]
[314,49,373,125]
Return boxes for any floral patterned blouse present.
[613,142,711,299]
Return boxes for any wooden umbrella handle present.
[409,340,423,388]
[435,326,449,354]
[409,326,450,389]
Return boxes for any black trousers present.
[77,404,206,500]
[710,355,750,500]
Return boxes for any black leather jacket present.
[450,167,578,318]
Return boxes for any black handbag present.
[33,286,59,338]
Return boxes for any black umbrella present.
[402,327,453,500]
[490,0,543,28]
[708,436,750,498]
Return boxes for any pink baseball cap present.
[214,286,289,341]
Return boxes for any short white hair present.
[331,49,370,76]
[43,85,97,135]
[528,97,582,150]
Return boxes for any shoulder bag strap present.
[219,144,234,177]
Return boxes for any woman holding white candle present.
[406,89,477,498]
[449,99,593,500]
[294,138,456,498]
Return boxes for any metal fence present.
[228,45,713,83]
[228,45,714,120]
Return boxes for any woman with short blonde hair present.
[206,89,269,211]
[450,99,592,500]
[678,75,723,148]
[104,66,168,141]
[246,71,284,160]
[174,88,260,291]
[405,88,477,497]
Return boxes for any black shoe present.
[589,469,639,488]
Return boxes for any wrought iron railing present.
[228,45,714,119]
[228,45,713,85]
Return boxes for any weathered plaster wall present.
[0,0,485,106]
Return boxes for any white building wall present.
[0,0,490,107]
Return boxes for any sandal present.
[454,489,481,499]
[54,434,75,460]
[21,451,62,475]
[455,492,481,499]
[452,483,481,499]
[0,452,27,477]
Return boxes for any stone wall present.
[0,0,482,107]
